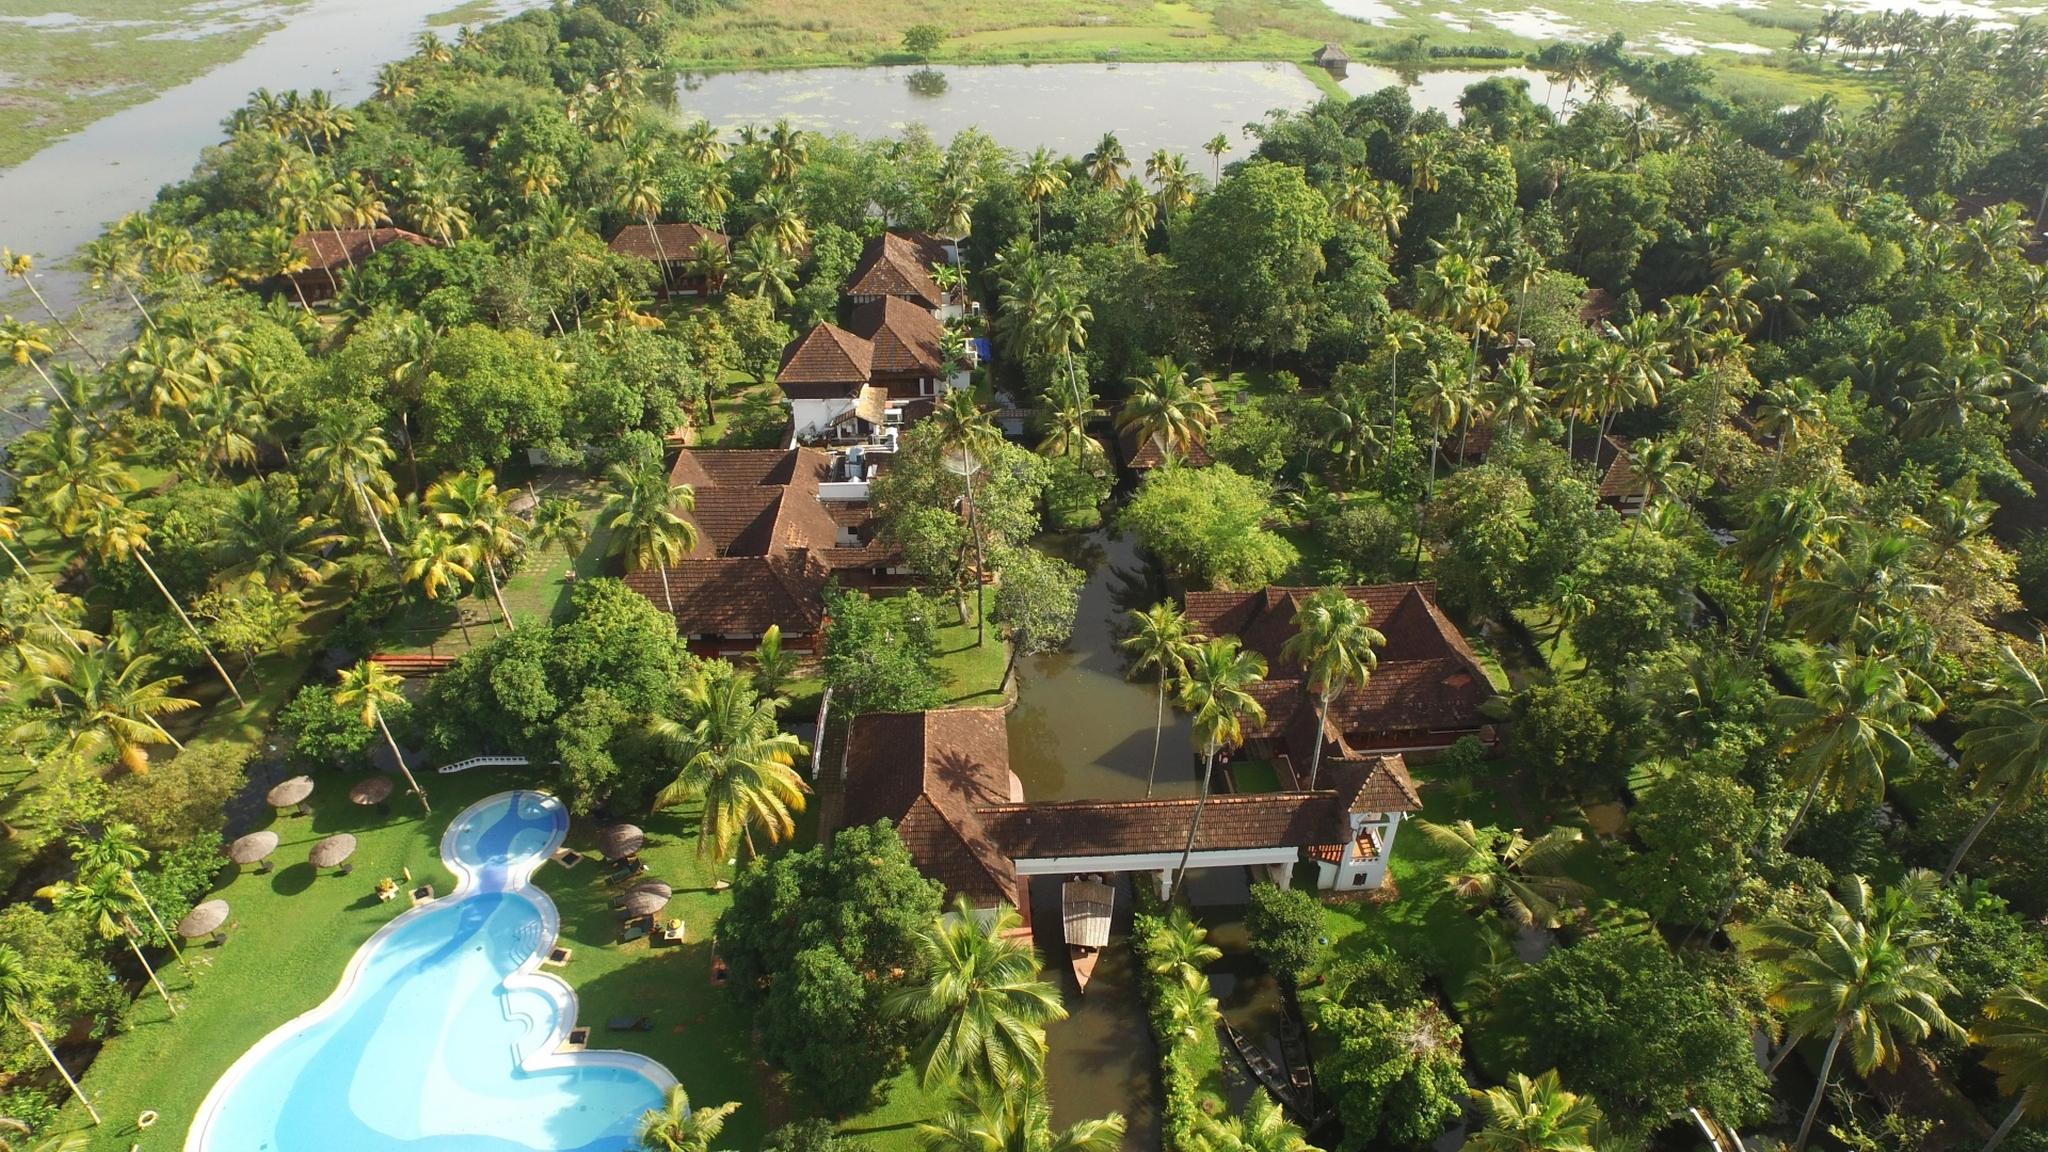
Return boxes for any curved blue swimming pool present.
[187,790,674,1151]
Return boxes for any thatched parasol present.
[266,776,315,808]
[617,881,672,918]
[177,900,230,939]
[349,776,394,806]
[227,831,279,866]
[598,824,645,861]
[308,834,358,869]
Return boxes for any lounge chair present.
[606,1015,655,1032]
[619,919,649,944]
[605,860,648,886]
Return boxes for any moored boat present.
[1062,877,1114,993]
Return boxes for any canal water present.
[1028,873,1160,1151]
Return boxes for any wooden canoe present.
[1062,879,1114,994]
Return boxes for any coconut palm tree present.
[527,497,588,568]
[1734,491,1836,658]
[334,659,429,814]
[1465,1069,1605,1152]
[927,391,1002,646]
[1112,180,1157,245]
[79,502,244,706]
[0,317,84,422]
[1168,637,1267,898]
[0,946,99,1126]
[1204,132,1230,183]
[218,478,343,592]
[400,523,476,632]
[1783,527,1935,648]
[1974,980,2048,1152]
[1159,963,1221,1048]
[1413,820,1589,929]
[48,865,176,1015]
[426,470,526,630]
[679,119,726,167]
[889,895,1068,1090]
[647,666,807,869]
[1019,148,1068,240]
[731,229,797,307]
[599,461,697,616]
[1753,379,1826,469]
[917,1079,1124,1152]
[2,250,99,368]
[1152,152,1196,229]
[12,425,133,539]
[1770,651,1936,846]
[635,1085,739,1152]
[1117,357,1217,463]
[1949,641,2048,882]
[1085,132,1128,189]
[16,646,194,772]
[1124,602,1201,798]
[1486,356,1546,438]
[760,119,809,185]
[614,163,671,276]
[1750,875,1959,1151]
[1279,588,1385,790]
[687,238,731,296]
[1413,359,1471,481]
[1143,905,1222,974]
[1194,1087,1314,1152]
[68,824,181,970]
[749,624,799,701]
[1625,437,1690,543]
[301,409,400,554]
[79,228,156,332]
[751,186,810,257]
[1038,374,1103,466]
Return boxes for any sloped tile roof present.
[1118,425,1216,470]
[621,551,829,637]
[605,222,729,263]
[848,295,945,376]
[841,709,1023,908]
[974,793,1349,859]
[844,233,944,310]
[1323,754,1422,813]
[666,447,894,568]
[777,323,873,398]
[290,228,433,271]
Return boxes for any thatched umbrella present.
[267,776,315,813]
[617,881,672,918]
[227,831,280,873]
[598,824,645,862]
[308,834,358,872]
[349,776,394,807]
[177,900,230,941]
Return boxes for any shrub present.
[1244,882,1324,985]
[111,742,251,853]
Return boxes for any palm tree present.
[889,895,1068,1089]
[18,647,194,773]
[69,824,181,967]
[0,946,99,1126]
[1751,876,1959,1151]
[1168,637,1267,899]
[1625,437,1689,543]
[13,425,133,538]
[760,119,808,185]
[1038,374,1103,466]
[927,391,1002,646]
[218,478,343,592]
[1486,356,1546,438]
[614,163,671,278]
[1974,980,2048,1152]
[917,1080,1124,1152]
[1123,603,1201,798]
[1413,359,1470,481]
[647,667,808,869]
[1783,527,1935,647]
[334,659,429,814]
[687,238,731,296]
[1086,132,1128,189]
[427,470,525,630]
[1143,905,1222,974]
[600,462,696,616]
[1279,588,1385,790]
[731,229,796,307]
[79,502,244,706]
[751,187,810,257]
[0,317,83,422]
[526,497,588,568]
[1754,380,1825,469]
[1204,132,1230,183]
[679,119,726,167]
[2,249,99,368]
[1735,491,1834,659]
[1412,820,1590,929]
[1195,1089,1314,1152]
[401,523,477,631]
[1117,357,1217,463]
[1152,152,1196,229]
[1465,1069,1605,1152]
[1949,642,2048,881]
[1376,313,1427,422]
[635,1085,740,1152]
[1770,652,1936,847]
[1019,148,1068,240]
[49,865,176,1014]
[1112,180,1158,245]
[749,624,798,701]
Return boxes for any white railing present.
[438,755,531,776]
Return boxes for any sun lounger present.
[606,1015,655,1031]
[619,919,649,944]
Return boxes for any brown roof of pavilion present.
[1572,432,1644,501]
[840,708,1024,909]
[1314,42,1351,64]
[777,323,873,398]
[844,233,944,310]
[668,447,826,490]
[1119,425,1216,471]
[1183,583,1494,753]
[975,793,1349,859]
[621,551,831,637]
[605,222,729,263]
[290,228,433,271]
[848,295,946,376]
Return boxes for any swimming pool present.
[186,790,675,1151]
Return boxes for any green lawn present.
[57,765,774,1150]
[1510,606,1586,679]
[931,588,1011,707]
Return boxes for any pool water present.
[186,791,675,1151]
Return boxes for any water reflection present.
[1008,528,1197,803]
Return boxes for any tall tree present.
[0,945,99,1126]
[2,249,99,368]
[1465,1070,1605,1152]
[333,659,430,814]
[79,502,245,706]
[1168,636,1267,898]
[1279,588,1385,790]
[1769,652,1936,846]
[1123,602,1200,798]
[1117,357,1217,463]
[1412,820,1589,929]
[925,392,1002,646]
[1949,642,2048,881]
[917,1079,1124,1152]
[888,895,1067,1090]
[17,647,194,773]
[1974,980,2048,1152]
[48,865,176,1015]
[599,461,697,616]
[426,470,526,630]
[647,666,808,869]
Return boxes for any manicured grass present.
[838,1069,943,1152]
[932,587,1011,707]
[1510,605,1585,679]
[57,765,776,1148]
[1228,758,1283,793]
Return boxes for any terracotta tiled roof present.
[896,229,955,269]
[290,228,433,271]
[777,323,873,398]
[1323,754,1421,813]
[667,447,897,571]
[668,447,824,490]
[841,709,1023,908]
[1572,433,1643,501]
[605,222,729,263]
[975,793,1349,859]
[621,551,829,638]
[1119,424,1215,471]
[1183,583,1493,755]
[844,233,944,311]
[848,295,945,377]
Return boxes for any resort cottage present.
[605,222,731,297]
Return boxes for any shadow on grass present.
[269,861,316,896]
